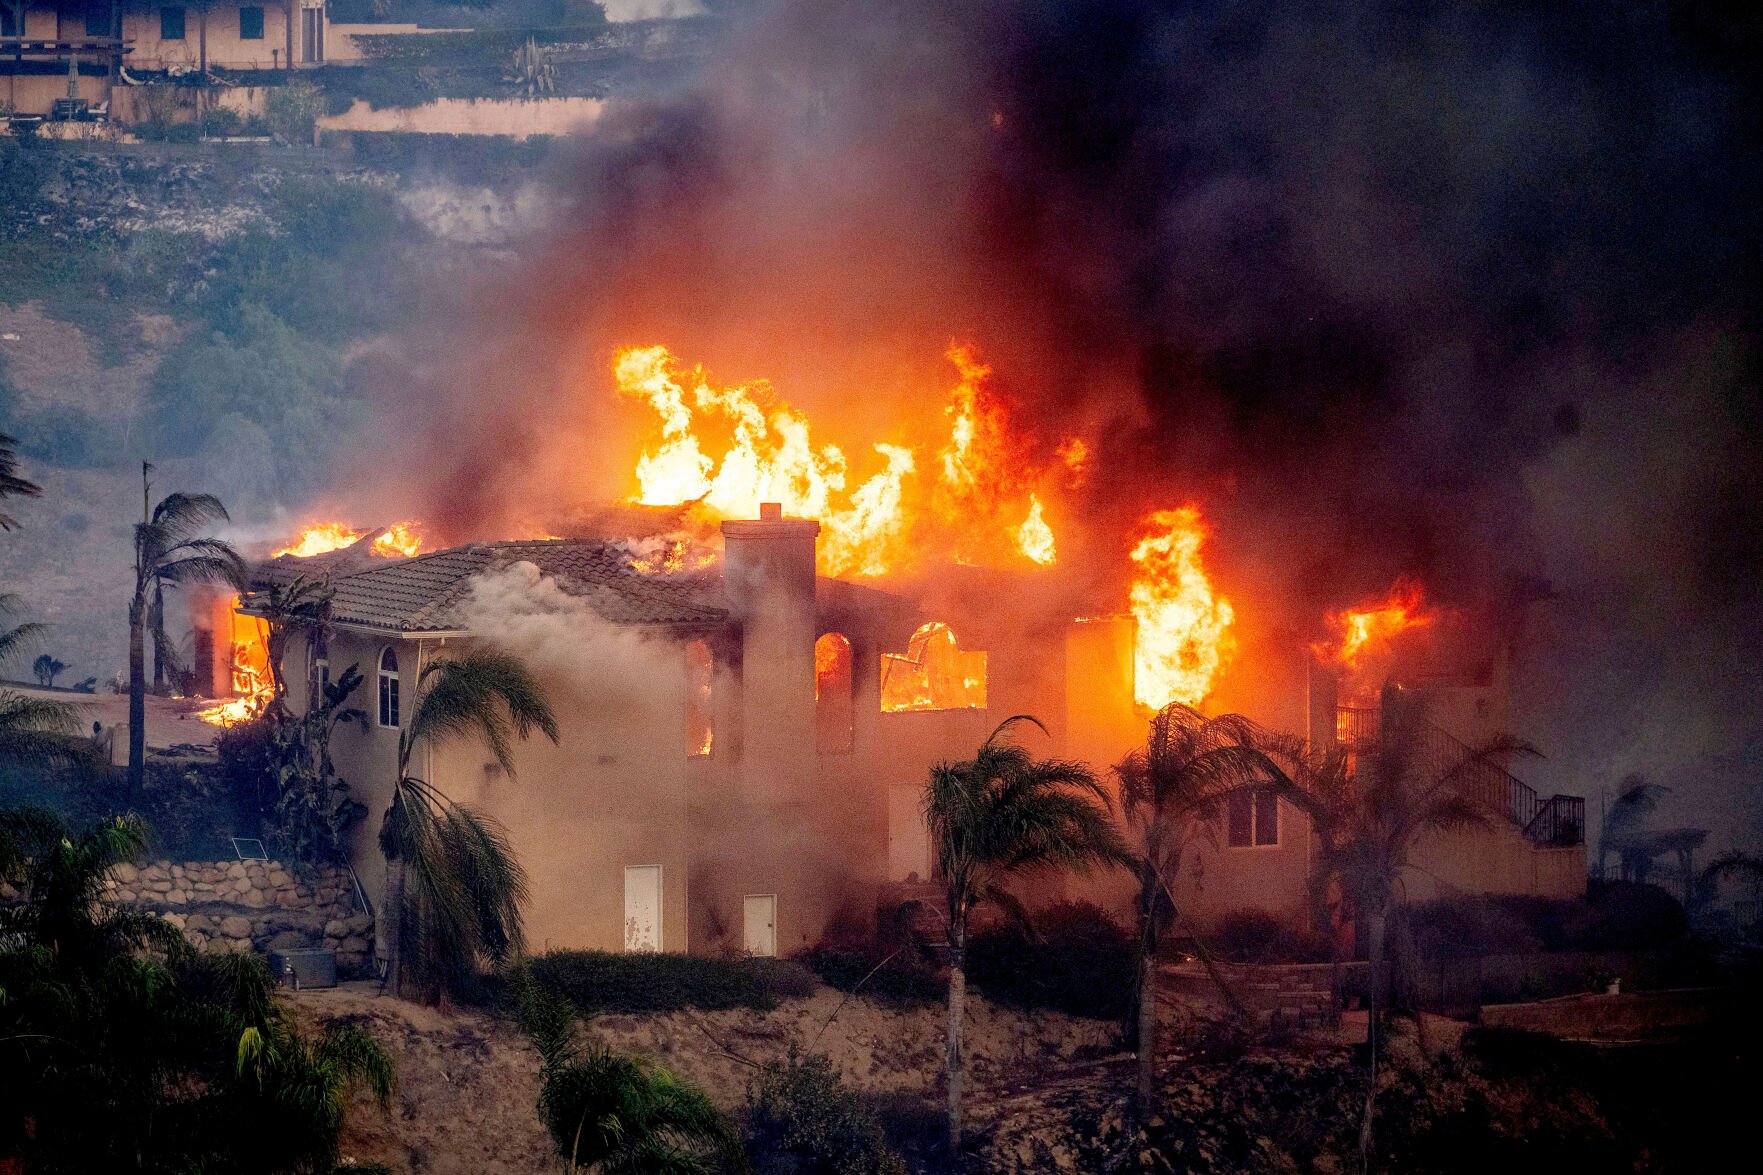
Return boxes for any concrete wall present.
[317,96,606,139]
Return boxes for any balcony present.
[1,36,129,65]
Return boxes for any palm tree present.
[380,648,559,1000]
[0,431,42,532]
[1,806,394,1172]
[1255,697,1534,1165]
[517,977,740,1174]
[129,471,247,801]
[923,715,1129,1154]
[0,598,83,769]
[249,573,335,707]
[1114,703,1272,1114]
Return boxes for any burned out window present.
[239,6,265,39]
[815,633,854,753]
[377,647,400,729]
[84,5,110,37]
[160,6,185,40]
[879,622,986,712]
[1227,788,1279,848]
[685,639,713,757]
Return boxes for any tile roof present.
[251,540,727,633]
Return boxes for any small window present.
[685,639,713,757]
[1227,788,1279,848]
[239,6,264,39]
[377,647,400,729]
[815,633,854,753]
[84,5,110,37]
[160,6,186,40]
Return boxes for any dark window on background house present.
[239,6,264,38]
[85,5,110,37]
[1,10,17,36]
[1226,788,1279,848]
[160,6,186,40]
[377,647,401,729]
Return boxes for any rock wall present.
[105,859,375,977]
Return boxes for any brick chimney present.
[721,505,820,802]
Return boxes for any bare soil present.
[291,980,1121,1175]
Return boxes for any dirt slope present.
[292,980,1121,1174]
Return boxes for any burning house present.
[178,335,1596,963]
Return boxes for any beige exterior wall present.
[120,4,297,71]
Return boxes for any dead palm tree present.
[0,431,43,531]
[379,648,559,1001]
[1114,703,1272,1115]
[129,472,246,802]
[924,715,1130,1155]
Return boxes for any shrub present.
[1573,880,1686,949]
[747,956,822,1000]
[1210,908,1333,964]
[744,1051,906,1175]
[525,950,776,1015]
[966,901,1135,1020]
[202,105,245,138]
[1409,895,1546,957]
[265,80,326,142]
[797,939,945,1008]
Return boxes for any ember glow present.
[616,344,1057,576]
[1129,506,1235,709]
[1320,579,1432,668]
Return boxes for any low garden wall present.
[103,859,374,977]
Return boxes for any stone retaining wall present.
[104,859,375,977]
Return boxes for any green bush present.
[1209,908,1333,964]
[743,1051,906,1175]
[526,950,777,1015]
[797,939,945,1008]
[202,105,245,138]
[746,956,822,1000]
[966,901,1136,1020]
[352,23,607,67]
[265,80,326,142]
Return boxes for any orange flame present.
[616,344,1057,577]
[879,622,988,712]
[1319,579,1431,667]
[372,522,425,559]
[272,522,362,559]
[1014,494,1056,566]
[196,607,273,727]
[1129,506,1235,709]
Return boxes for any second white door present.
[742,894,777,957]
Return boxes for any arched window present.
[685,639,713,757]
[377,647,400,728]
[815,633,854,753]
[879,622,987,712]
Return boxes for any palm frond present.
[405,649,559,775]
[0,620,47,666]
[0,432,44,530]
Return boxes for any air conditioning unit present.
[269,948,337,990]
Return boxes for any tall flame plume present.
[1129,506,1235,709]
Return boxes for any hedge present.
[525,949,776,1015]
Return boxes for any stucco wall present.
[121,4,299,71]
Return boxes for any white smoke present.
[453,561,681,715]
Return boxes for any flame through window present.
[879,622,986,712]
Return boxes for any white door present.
[743,894,777,957]
[623,865,662,953]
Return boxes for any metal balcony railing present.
[1335,705,1585,848]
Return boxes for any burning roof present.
[248,539,729,634]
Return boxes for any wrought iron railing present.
[1335,705,1585,847]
